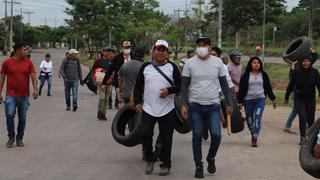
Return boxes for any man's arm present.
[59,59,67,79]
[31,73,39,99]
[102,58,118,85]
[0,74,6,102]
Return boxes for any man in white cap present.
[59,49,83,111]
[134,40,181,176]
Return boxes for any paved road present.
[0,49,318,180]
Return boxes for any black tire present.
[111,105,143,147]
[221,97,245,134]
[174,96,192,134]
[299,118,320,178]
[283,36,311,62]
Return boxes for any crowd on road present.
[1,38,320,178]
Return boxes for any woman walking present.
[285,54,320,144]
[39,53,53,96]
[238,56,276,147]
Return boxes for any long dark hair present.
[244,56,264,75]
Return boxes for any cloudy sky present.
[0,0,300,27]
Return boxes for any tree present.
[161,24,186,60]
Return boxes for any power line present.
[23,10,34,28]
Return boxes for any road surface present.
[0,49,317,180]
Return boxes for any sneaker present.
[159,167,170,176]
[207,159,216,174]
[283,127,297,134]
[97,113,107,121]
[47,92,51,96]
[6,137,15,148]
[251,136,258,147]
[145,162,154,175]
[16,139,24,147]
[194,166,204,179]
[66,106,71,111]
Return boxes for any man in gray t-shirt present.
[118,47,145,106]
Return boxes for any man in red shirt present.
[0,42,38,148]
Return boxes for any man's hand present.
[239,103,244,110]
[180,105,188,120]
[80,80,84,86]
[129,96,135,110]
[226,105,233,115]
[284,100,289,106]
[119,98,125,109]
[0,95,3,104]
[33,91,39,99]
[314,144,320,159]
[136,104,143,115]
[272,100,277,109]
[159,88,169,98]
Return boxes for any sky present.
[0,0,300,27]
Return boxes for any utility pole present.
[198,0,202,36]
[23,10,34,28]
[185,0,188,45]
[217,0,222,48]
[55,19,57,28]
[45,17,47,26]
[173,9,184,22]
[262,0,266,62]
[4,0,8,51]
[309,0,314,42]
[9,0,21,52]
[273,24,277,47]
[108,29,112,47]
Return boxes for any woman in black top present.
[285,54,320,144]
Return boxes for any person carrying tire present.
[285,54,320,145]
[180,37,233,179]
[134,40,181,176]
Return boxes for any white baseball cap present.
[154,40,169,49]
[69,49,79,54]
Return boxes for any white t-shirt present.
[142,62,175,117]
[40,60,53,74]
[183,55,227,105]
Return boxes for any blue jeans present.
[189,102,221,168]
[39,75,52,94]
[285,93,297,128]
[5,96,30,139]
[64,81,78,107]
[244,98,266,138]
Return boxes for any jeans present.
[39,75,52,95]
[243,98,266,138]
[141,110,175,168]
[64,81,78,107]
[294,96,315,137]
[189,102,221,168]
[5,96,29,139]
[285,93,297,128]
[97,84,111,115]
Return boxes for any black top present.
[238,71,276,104]
[285,68,320,100]
[101,53,133,87]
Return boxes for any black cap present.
[102,47,116,53]
[134,46,145,57]
[196,37,211,45]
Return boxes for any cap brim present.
[154,45,168,50]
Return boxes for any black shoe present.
[207,159,216,174]
[159,167,170,176]
[194,166,204,178]
[66,106,71,111]
[97,112,107,120]
[6,137,15,148]
[73,106,78,112]
[16,139,24,147]
[47,92,51,96]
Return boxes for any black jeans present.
[141,110,175,168]
[294,96,315,137]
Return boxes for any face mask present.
[123,49,131,55]
[196,47,209,57]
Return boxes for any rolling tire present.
[111,105,143,147]
[174,96,192,134]
[299,118,320,179]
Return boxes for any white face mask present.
[196,47,209,57]
[123,49,131,55]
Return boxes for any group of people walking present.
[1,37,320,179]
